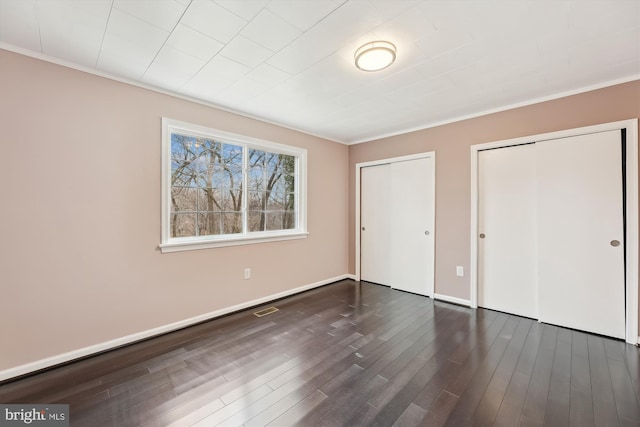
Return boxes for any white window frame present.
[160,118,308,253]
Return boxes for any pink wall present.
[0,50,349,373]
[349,80,640,330]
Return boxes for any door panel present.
[389,157,435,296]
[537,130,625,338]
[478,144,538,318]
[360,164,390,285]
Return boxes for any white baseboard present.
[0,274,353,382]
[434,293,472,307]
[345,273,357,281]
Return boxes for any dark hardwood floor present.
[1,280,639,426]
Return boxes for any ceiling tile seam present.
[214,0,268,23]
[177,23,220,42]
[267,0,349,33]
[239,25,301,68]
[248,1,348,62]
[223,0,364,91]
[239,1,350,83]
[177,52,251,93]
[212,2,350,89]
[112,3,180,33]
[177,1,267,92]
[139,1,199,82]
[220,35,276,69]
[94,0,115,68]
[261,0,362,77]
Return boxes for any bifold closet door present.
[537,130,625,339]
[360,164,391,285]
[478,144,538,318]
[389,157,434,296]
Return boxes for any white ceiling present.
[0,0,639,144]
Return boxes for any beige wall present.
[0,50,349,372]
[349,80,640,329]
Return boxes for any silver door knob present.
[611,240,620,247]
[479,233,486,239]
[362,227,365,231]
[425,231,429,235]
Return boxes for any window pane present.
[223,212,242,234]
[198,188,222,211]
[221,145,243,187]
[218,166,242,189]
[197,212,222,236]
[266,211,284,231]
[249,149,265,190]
[248,210,265,232]
[171,135,201,188]
[284,172,295,192]
[283,211,296,229]
[285,193,295,211]
[249,191,266,210]
[171,213,196,237]
[171,186,197,212]
[267,186,285,210]
[171,132,242,238]
[226,188,242,211]
[248,152,296,231]
[229,166,244,189]
[266,152,282,178]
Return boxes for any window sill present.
[159,231,309,253]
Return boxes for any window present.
[160,118,307,252]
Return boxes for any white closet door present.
[537,130,625,338]
[478,144,538,318]
[389,157,435,296]
[360,164,391,285]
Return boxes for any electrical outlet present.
[244,268,251,280]
[456,266,464,277]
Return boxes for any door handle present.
[425,231,429,235]
[610,240,620,247]
[362,227,365,231]
[479,233,486,239]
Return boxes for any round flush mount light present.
[354,40,396,72]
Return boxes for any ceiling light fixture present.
[354,41,396,72]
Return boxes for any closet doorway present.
[471,120,638,343]
[357,153,435,297]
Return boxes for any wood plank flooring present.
[0,280,639,426]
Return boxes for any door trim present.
[355,151,436,299]
[470,119,639,344]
